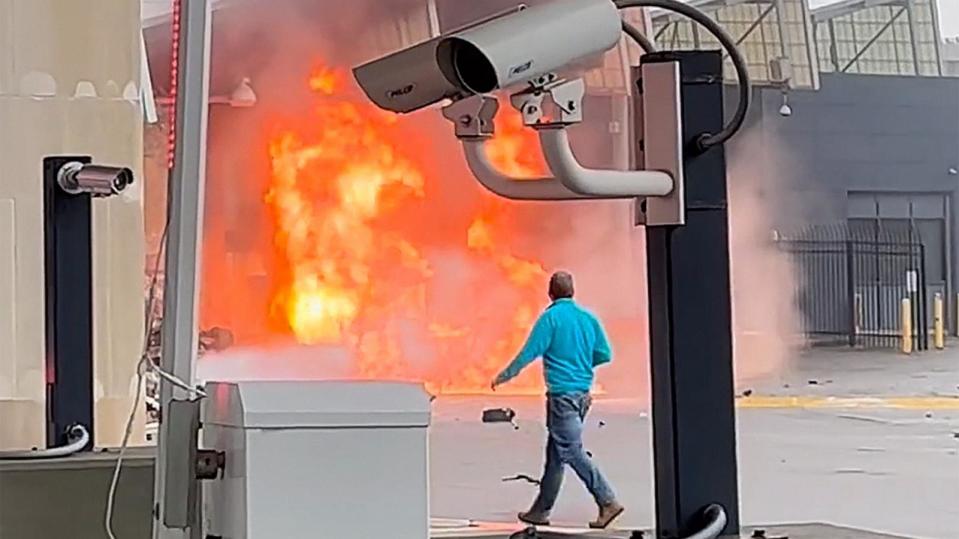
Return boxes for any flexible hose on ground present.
[683,504,728,539]
[0,424,90,460]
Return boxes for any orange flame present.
[264,63,550,394]
[486,106,549,179]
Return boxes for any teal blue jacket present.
[494,298,612,394]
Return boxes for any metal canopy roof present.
[811,0,911,21]
[649,0,821,89]
[140,0,945,97]
[811,0,942,75]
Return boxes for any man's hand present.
[490,379,499,391]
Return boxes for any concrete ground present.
[429,347,959,539]
[2,346,956,538]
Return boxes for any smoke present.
[727,127,802,385]
[164,1,798,399]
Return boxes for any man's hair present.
[548,271,575,300]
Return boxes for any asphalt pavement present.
[428,346,959,539]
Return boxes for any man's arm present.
[592,317,612,367]
[494,313,553,386]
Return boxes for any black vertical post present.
[643,51,740,538]
[845,240,857,347]
[43,155,95,450]
[918,243,928,351]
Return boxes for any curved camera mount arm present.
[516,76,676,199]
[460,139,591,200]
[443,70,680,203]
[537,127,672,197]
[442,94,590,200]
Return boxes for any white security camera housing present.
[353,38,465,114]
[353,0,622,113]
[439,0,621,94]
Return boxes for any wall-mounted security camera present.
[56,161,134,197]
[778,91,792,118]
[353,0,621,113]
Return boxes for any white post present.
[153,0,211,537]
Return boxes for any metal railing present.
[777,223,928,350]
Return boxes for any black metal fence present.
[777,223,928,350]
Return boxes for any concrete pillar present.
[0,0,145,449]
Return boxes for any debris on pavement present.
[502,474,541,486]
[482,408,516,423]
[837,413,899,425]
[750,530,787,539]
[482,407,519,430]
[598,420,607,428]
[742,389,754,397]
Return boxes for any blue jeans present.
[530,392,616,513]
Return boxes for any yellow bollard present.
[934,293,945,350]
[901,297,913,355]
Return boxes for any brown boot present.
[518,510,550,527]
[589,501,625,529]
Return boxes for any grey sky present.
[940,0,959,38]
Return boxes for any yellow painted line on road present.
[736,395,959,410]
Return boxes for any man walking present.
[492,271,624,529]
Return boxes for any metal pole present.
[153,0,212,538]
[828,19,840,72]
[845,239,856,347]
[641,51,740,538]
[426,0,441,37]
[43,155,96,451]
[774,0,788,60]
[904,0,921,76]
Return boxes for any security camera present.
[777,89,792,117]
[57,161,134,197]
[353,0,621,113]
[353,38,465,114]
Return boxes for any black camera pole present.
[641,51,741,538]
[43,155,96,450]
[42,155,132,450]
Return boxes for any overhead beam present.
[840,6,907,73]
[811,0,907,23]
[734,3,775,46]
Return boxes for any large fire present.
[261,64,551,394]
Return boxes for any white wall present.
[942,39,959,76]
